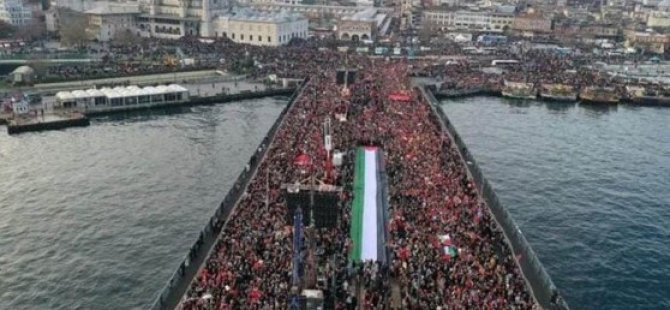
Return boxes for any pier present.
[7,112,89,135]
[3,82,295,134]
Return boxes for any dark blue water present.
[441,98,670,310]
[0,98,286,310]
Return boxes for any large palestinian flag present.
[350,146,388,263]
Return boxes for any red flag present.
[249,287,262,303]
[294,153,311,166]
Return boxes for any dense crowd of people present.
[8,34,658,101]
[425,46,670,98]
[179,55,537,309]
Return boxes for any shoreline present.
[434,86,670,107]
[5,88,294,135]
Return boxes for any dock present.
[2,86,295,135]
[7,112,90,134]
[433,85,670,108]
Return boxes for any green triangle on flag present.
[444,246,458,258]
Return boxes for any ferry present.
[501,81,536,100]
[625,85,670,107]
[579,86,619,105]
[539,84,578,102]
[54,84,190,113]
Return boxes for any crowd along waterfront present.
[440,97,670,310]
[0,97,287,310]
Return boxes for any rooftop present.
[85,4,140,15]
[348,8,377,21]
[11,65,34,75]
[55,84,188,101]
[216,7,305,23]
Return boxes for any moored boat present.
[579,86,619,105]
[539,84,578,102]
[501,81,536,100]
[625,85,670,107]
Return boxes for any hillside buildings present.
[46,0,308,45]
[85,4,140,41]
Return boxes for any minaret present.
[149,0,157,36]
[177,0,187,18]
[201,0,211,37]
[149,0,157,15]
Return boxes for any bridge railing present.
[149,77,310,310]
[419,86,570,310]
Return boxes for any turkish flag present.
[294,153,311,166]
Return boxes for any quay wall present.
[149,78,309,310]
[419,86,570,310]
[7,116,90,135]
[434,85,670,108]
[433,87,501,99]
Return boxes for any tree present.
[58,8,88,48]
[418,26,435,44]
[25,58,49,78]
[16,20,46,41]
[502,25,510,34]
[112,28,141,46]
[0,20,16,39]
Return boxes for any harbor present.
[432,83,670,107]
[4,0,670,306]
[7,111,89,134]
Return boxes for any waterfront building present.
[245,0,301,4]
[625,30,670,54]
[422,6,515,32]
[85,4,141,42]
[0,0,33,26]
[511,8,552,36]
[136,0,234,39]
[209,8,308,46]
[54,84,189,110]
[134,0,308,43]
[337,8,387,41]
[647,11,670,28]
[250,3,374,20]
[583,23,620,39]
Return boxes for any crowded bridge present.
[178,58,537,309]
